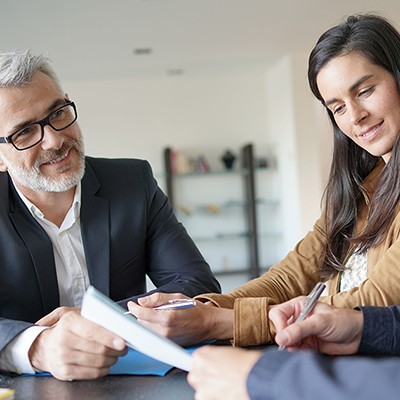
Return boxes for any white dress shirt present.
[0,183,90,373]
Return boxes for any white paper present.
[81,286,192,371]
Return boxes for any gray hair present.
[0,50,62,89]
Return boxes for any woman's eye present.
[333,105,345,115]
[359,87,373,97]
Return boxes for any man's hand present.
[188,346,262,400]
[29,309,127,381]
[269,297,364,355]
[35,306,76,326]
[127,293,234,346]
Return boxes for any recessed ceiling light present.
[133,48,153,55]
[167,68,185,76]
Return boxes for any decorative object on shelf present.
[205,203,220,214]
[221,150,236,170]
[177,203,193,216]
[197,154,210,173]
[256,156,269,168]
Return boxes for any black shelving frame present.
[163,143,261,279]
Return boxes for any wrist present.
[208,307,234,340]
[351,309,364,352]
[28,328,49,372]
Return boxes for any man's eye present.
[51,108,66,120]
[16,126,35,137]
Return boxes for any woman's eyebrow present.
[324,74,373,108]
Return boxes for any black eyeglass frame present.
[0,101,77,151]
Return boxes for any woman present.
[129,13,400,348]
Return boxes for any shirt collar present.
[14,182,82,222]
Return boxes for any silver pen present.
[279,282,326,350]
[124,298,196,314]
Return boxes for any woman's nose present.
[349,103,368,125]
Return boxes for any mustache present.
[34,138,82,168]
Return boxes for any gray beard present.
[2,136,86,193]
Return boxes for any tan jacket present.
[196,163,400,346]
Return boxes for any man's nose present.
[40,125,63,150]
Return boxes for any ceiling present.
[2,0,400,81]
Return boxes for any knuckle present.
[56,365,74,381]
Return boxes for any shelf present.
[172,168,248,177]
[175,198,280,217]
[164,144,262,279]
[258,232,282,239]
[190,231,281,242]
[171,166,271,178]
[191,232,250,242]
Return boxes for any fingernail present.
[138,297,148,305]
[113,339,125,350]
[277,332,289,346]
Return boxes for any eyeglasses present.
[0,101,78,151]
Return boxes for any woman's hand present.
[269,296,364,355]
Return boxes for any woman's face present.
[317,52,400,163]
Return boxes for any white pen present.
[279,282,326,350]
[124,298,196,314]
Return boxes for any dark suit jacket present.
[0,157,220,352]
[248,306,400,400]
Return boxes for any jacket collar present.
[80,158,111,296]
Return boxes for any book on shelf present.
[169,149,210,174]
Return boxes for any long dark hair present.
[308,14,400,279]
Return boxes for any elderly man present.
[0,50,220,380]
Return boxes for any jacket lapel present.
[80,161,110,296]
[4,176,60,315]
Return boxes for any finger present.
[276,315,321,346]
[128,301,184,324]
[36,307,77,326]
[137,292,188,308]
[269,297,306,332]
[52,363,110,381]
[60,345,124,368]
[61,312,126,351]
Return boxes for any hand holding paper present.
[29,307,126,381]
[81,286,193,371]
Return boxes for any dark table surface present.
[0,368,195,400]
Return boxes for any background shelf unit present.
[163,143,281,280]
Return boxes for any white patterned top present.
[339,248,368,292]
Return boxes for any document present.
[81,286,193,372]
[0,388,14,400]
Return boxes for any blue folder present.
[24,343,204,377]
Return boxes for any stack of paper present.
[0,388,14,400]
[81,286,193,372]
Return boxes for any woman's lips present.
[358,121,383,142]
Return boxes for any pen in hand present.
[279,282,326,350]
[124,298,196,314]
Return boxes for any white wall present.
[64,66,269,172]
[63,57,330,265]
